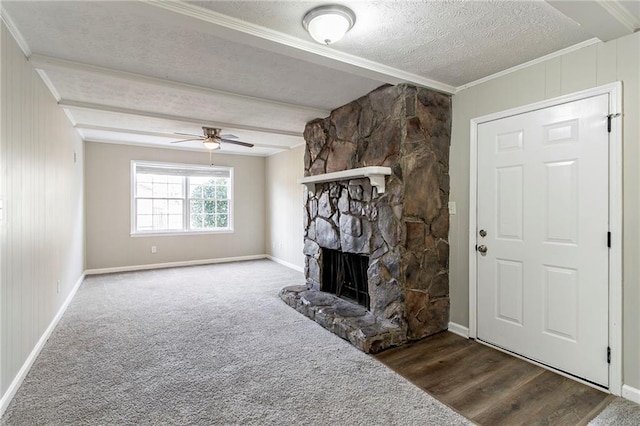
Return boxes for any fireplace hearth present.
[280,84,451,353]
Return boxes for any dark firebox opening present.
[322,248,370,310]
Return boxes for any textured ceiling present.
[4,1,381,108]
[0,0,626,156]
[193,0,590,86]
[42,68,322,133]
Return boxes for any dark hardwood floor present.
[374,331,614,425]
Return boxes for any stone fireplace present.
[280,84,451,353]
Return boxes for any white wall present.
[1,22,85,398]
[449,33,640,389]
[84,142,265,270]
[265,145,305,269]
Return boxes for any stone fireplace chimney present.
[280,84,451,353]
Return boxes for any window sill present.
[130,229,234,237]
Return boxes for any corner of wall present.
[264,146,305,270]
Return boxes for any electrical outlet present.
[448,201,457,215]
[56,280,61,293]
[151,245,157,254]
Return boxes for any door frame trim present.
[468,82,623,395]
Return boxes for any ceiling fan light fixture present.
[203,139,221,150]
[302,5,355,45]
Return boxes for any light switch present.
[448,201,456,215]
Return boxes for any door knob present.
[477,245,488,255]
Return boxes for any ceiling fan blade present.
[171,138,202,144]
[220,134,238,139]
[220,138,254,148]
[174,132,204,138]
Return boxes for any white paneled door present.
[476,94,610,387]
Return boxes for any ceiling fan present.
[171,127,254,150]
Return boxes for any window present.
[131,161,233,235]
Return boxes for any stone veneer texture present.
[300,84,451,345]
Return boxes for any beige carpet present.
[2,260,471,425]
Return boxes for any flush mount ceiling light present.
[302,5,356,45]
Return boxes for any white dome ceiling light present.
[202,140,221,150]
[302,5,356,45]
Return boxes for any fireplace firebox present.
[321,248,370,309]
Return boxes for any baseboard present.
[0,272,85,417]
[84,254,268,275]
[448,322,470,338]
[622,384,640,403]
[266,255,304,273]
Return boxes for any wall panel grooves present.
[449,32,639,390]
[1,22,85,400]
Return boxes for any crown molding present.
[34,69,62,101]
[456,38,601,92]
[59,100,303,138]
[29,54,329,117]
[143,0,457,94]
[0,7,31,57]
[545,0,637,42]
[599,0,640,32]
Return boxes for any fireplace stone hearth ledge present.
[280,285,406,353]
[280,84,451,354]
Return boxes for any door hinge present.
[607,113,622,133]
[607,232,611,248]
[607,346,611,364]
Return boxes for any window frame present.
[130,160,234,237]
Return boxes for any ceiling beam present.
[74,124,295,149]
[74,124,184,140]
[143,0,458,95]
[546,0,640,42]
[82,138,284,156]
[59,100,304,138]
[30,54,329,117]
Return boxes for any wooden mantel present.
[299,166,392,194]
